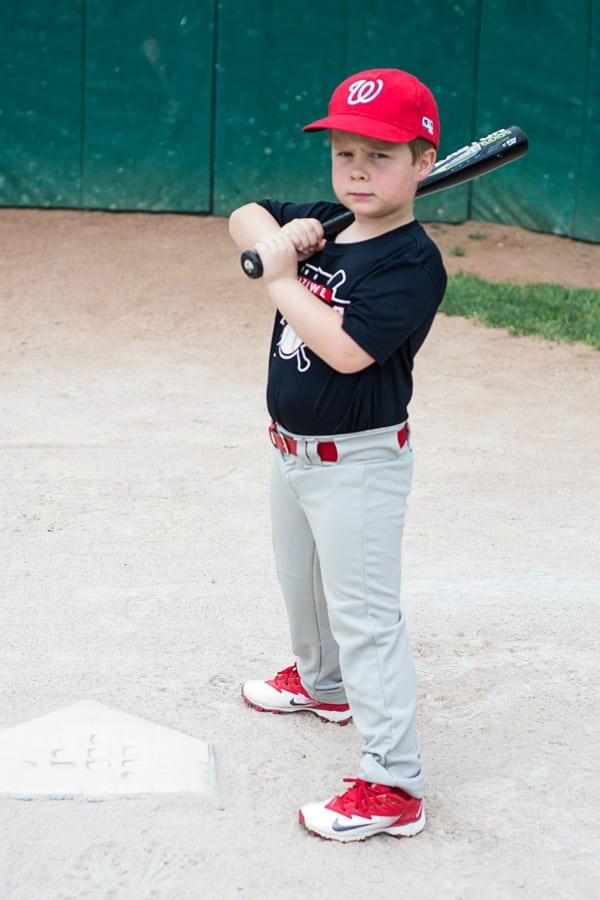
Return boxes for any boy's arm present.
[254,231,374,375]
[228,202,326,261]
[228,202,281,251]
[228,202,373,373]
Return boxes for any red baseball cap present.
[303,68,440,149]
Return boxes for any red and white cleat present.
[241,663,351,725]
[299,778,426,842]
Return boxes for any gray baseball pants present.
[270,422,423,798]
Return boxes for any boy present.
[228,68,447,842]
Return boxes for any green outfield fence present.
[1,1,598,240]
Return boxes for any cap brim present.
[302,114,419,145]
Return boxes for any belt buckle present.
[269,422,291,454]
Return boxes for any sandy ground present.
[1,209,599,899]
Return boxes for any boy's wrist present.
[265,274,299,294]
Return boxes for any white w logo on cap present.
[347,79,384,105]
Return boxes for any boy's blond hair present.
[408,137,436,163]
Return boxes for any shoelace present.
[273,663,303,692]
[336,779,400,815]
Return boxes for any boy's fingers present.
[254,232,299,280]
[297,238,326,261]
[281,218,324,252]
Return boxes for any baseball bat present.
[240,125,528,279]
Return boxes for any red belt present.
[269,422,408,463]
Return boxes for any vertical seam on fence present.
[79,0,86,208]
[208,0,220,214]
[469,0,484,219]
[571,0,593,237]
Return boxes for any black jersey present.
[260,199,447,436]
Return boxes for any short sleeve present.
[342,261,443,365]
[257,199,347,228]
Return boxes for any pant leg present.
[294,445,423,796]
[270,450,345,703]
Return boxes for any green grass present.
[441,273,600,349]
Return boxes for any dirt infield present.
[1,209,599,898]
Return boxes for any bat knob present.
[241,250,263,279]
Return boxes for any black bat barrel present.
[417,125,528,198]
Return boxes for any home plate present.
[0,700,220,804]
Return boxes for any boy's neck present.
[335,208,416,243]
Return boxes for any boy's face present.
[330,130,435,228]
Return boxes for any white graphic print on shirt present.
[277,264,349,372]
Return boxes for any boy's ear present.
[416,148,436,181]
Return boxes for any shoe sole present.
[298,808,426,842]
[241,693,352,726]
